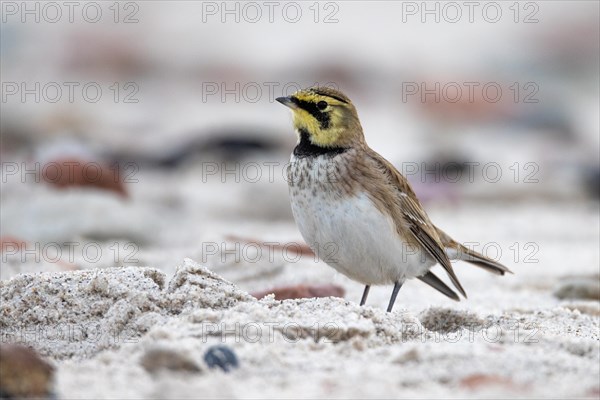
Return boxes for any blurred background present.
[1,1,598,305]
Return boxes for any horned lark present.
[277,87,512,312]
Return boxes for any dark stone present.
[203,345,239,372]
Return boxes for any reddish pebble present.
[459,373,520,390]
[251,284,345,300]
[0,344,54,398]
[40,157,128,198]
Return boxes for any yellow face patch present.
[289,91,348,147]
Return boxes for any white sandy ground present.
[1,250,599,399]
[1,160,599,399]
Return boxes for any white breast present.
[288,155,434,285]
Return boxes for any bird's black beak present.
[276,96,298,109]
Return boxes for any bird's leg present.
[359,285,370,306]
[386,281,403,312]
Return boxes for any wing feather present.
[364,148,467,298]
[418,271,460,301]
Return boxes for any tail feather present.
[418,271,460,301]
[447,244,513,275]
[434,226,513,275]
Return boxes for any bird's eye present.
[317,100,328,110]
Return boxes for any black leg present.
[387,281,403,312]
[360,285,370,306]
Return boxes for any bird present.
[276,86,512,312]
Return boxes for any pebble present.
[554,276,600,300]
[40,157,128,198]
[459,373,522,391]
[203,346,239,373]
[251,284,345,300]
[0,344,54,399]
[140,348,201,374]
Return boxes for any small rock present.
[140,348,201,374]
[252,284,345,300]
[40,157,128,198]
[554,276,600,301]
[204,346,239,372]
[393,348,420,364]
[0,344,54,399]
[459,373,518,390]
